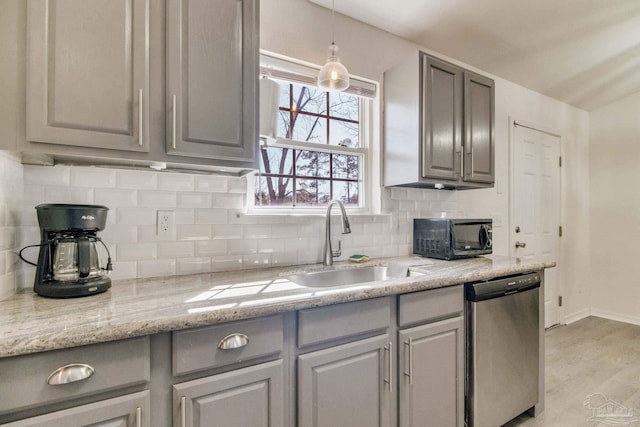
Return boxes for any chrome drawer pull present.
[181,396,186,427]
[218,333,249,350]
[47,363,95,385]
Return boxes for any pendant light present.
[317,0,350,92]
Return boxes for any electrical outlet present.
[157,210,175,238]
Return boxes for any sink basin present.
[286,266,390,288]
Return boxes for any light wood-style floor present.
[505,316,640,426]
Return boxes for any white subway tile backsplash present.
[0,228,16,251]
[194,176,227,192]
[45,187,93,204]
[242,254,271,269]
[212,256,243,272]
[137,259,176,278]
[158,241,195,259]
[177,257,211,275]
[177,224,212,241]
[212,224,243,239]
[214,194,244,209]
[24,165,69,186]
[228,239,258,254]
[116,170,158,189]
[158,173,194,191]
[0,272,15,300]
[243,224,271,239]
[11,162,464,284]
[178,192,212,208]
[102,225,138,244]
[117,207,156,226]
[138,191,177,208]
[0,251,6,275]
[117,243,157,261]
[194,208,228,224]
[70,167,116,188]
[195,240,228,256]
[109,261,137,280]
[94,189,138,208]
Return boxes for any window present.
[253,53,377,212]
[254,83,364,208]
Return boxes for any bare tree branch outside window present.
[255,83,362,207]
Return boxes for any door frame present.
[508,116,564,326]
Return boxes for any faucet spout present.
[324,200,351,266]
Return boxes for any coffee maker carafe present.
[32,204,112,298]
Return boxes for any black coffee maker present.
[31,204,112,298]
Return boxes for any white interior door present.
[511,123,561,328]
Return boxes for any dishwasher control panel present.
[465,272,540,302]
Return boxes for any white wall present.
[261,0,591,322]
[589,90,640,324]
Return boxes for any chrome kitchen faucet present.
[323,200,351,266]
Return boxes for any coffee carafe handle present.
[78,236,91,278]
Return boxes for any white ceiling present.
[311,0,640,111]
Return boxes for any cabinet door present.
[463,71,495,183]
[298,335,392,427]
[27,0,149,152]
[399,317,464,427]
[173,359,284,427]
[166,0,258,164]
[421,55,463,181]
[2,391,150,427]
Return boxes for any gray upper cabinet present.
[384,51,494,189]
[166,0,258,164]
[298,335,392,427]
[421,56,463,182]
[27,0,149,152]
[173,360,284,427]
[463,71,495,183]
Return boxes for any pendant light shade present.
[318,43,350,91]
[317,0,349,92]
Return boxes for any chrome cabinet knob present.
[515,241,527,249]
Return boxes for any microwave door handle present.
[479,225,490,250]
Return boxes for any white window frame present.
[248,52,377,215]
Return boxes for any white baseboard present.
[563,308,591,325]
[589,309,640,327]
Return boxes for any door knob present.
[515,241,526,248]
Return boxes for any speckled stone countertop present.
[0,255,554,358]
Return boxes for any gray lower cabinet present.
[166,0,258,164]
[173,359,284,427]
[298,334,392,427]
[398,317,464,427]
[2,391,150,427]
[26,0,150,152]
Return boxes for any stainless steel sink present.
[286,266,390,288]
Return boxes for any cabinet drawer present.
[298,297,391,349]
[0,336,149,415]
[398,285,463,327]
[172,315,284,376]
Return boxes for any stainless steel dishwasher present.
[465,272,541,427]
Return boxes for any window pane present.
[332,154,359,180]
[292,84,326,115]
[329,119,359,147]
[329,92,359,121]
[296,179,330,206]
[279,84,290,109]
[255,175,293,206]
[333,181,359,206]
[277,110,291,139]
[259,146,293,175]
[292,114,327,144]
[295,150,330,178]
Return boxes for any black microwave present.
[413,218,492,260]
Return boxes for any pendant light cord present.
[331,0,335,45]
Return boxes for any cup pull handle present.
[47,363,95,385]
[218,333,249,350]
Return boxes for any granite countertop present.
[0,255,555,358]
